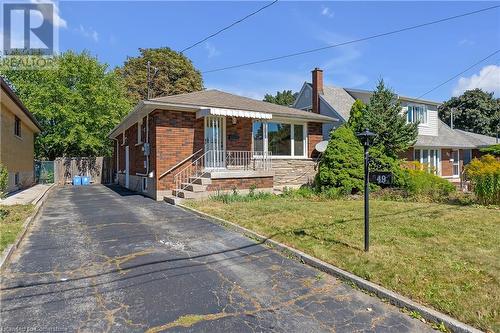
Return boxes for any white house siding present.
[418,110,439,136]
[400,101,439,137]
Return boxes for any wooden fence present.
[54,157,113,185]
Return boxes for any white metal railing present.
[225,151,272,171]
[173,150,271,191]
[174,150,209,191]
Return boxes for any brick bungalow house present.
[293,68,498,182]
[108,90,336,201]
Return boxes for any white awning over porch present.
[196,107,272,120]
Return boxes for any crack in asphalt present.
[1,185,436,332]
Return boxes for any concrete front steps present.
[164,175,212,205]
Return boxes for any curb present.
[178,203,482,333]
[0,184,55,270]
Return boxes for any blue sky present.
[57,1,500,102]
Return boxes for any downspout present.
[113,138,119,184]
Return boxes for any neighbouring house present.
[0,77,42,193]
[293,68,498,182]
[108,89,336,201]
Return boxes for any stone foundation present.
[272,159,318,188]
[206,176,274,192]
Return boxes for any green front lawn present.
[187,197,500,332]
[0,205,33,252]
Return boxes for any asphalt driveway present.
[1,185,434,332]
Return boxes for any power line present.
[203,4,500,74]
[181,0,279,53]
[416,50,500,99]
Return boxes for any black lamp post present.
[357,128,376,252]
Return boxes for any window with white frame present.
[407,105,427,124]
[252,121,306,157]
[414,148,440,174]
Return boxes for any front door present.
[125,146,130,188]
[452,149,460,177]
[204,116,225,169]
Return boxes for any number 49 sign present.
[369,172,393,185]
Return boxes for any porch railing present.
[225,151,272,171]
[173,150,271,191]
[174,150,208,191]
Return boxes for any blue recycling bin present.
[73,176,82,186]
[81,176,90,185]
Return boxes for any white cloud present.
[321,6,334,18]
[458,38,475,47]
[453,65,500,96]
[77,25,99,42]
[30,0,67,28]
[204,42,220,58]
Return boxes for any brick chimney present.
[311,68,323,114]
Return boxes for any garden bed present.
[186,195,499,332]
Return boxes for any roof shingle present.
[152,89,336,122]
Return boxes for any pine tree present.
[356,80,418,159]
[315,125,364,194]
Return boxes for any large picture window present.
[252,121,306,157]
[414,148,440,174]
[268,123,291,156]
[407,105,427,124]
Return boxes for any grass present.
[0,204,33,252]
[187,195,500,332]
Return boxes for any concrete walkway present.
[0,184,52,206]
[1,185,434,332]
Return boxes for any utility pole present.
[146,61,159,100]
[450,107,455,129]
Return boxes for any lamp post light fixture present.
[357,128,376,252]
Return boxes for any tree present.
[1,51,131,159]
[354,80,418,159]
[117,47,204,104]
[263,90,297,106]
[439,89,500,137]
[480,144,500,156]
[315,125,364,194]
[347,99,366,128]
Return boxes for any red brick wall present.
[226,118,252,151]
[308,122,323,158]
[117,132,125,172]
[113,116,149,175]
[206,176,273,191]
[401,147,414,161]
[154,109,204,191]
[472,148,482,159]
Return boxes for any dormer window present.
[407,105,427,124]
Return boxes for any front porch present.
[151,104,324,202]
[167,149,275,203]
